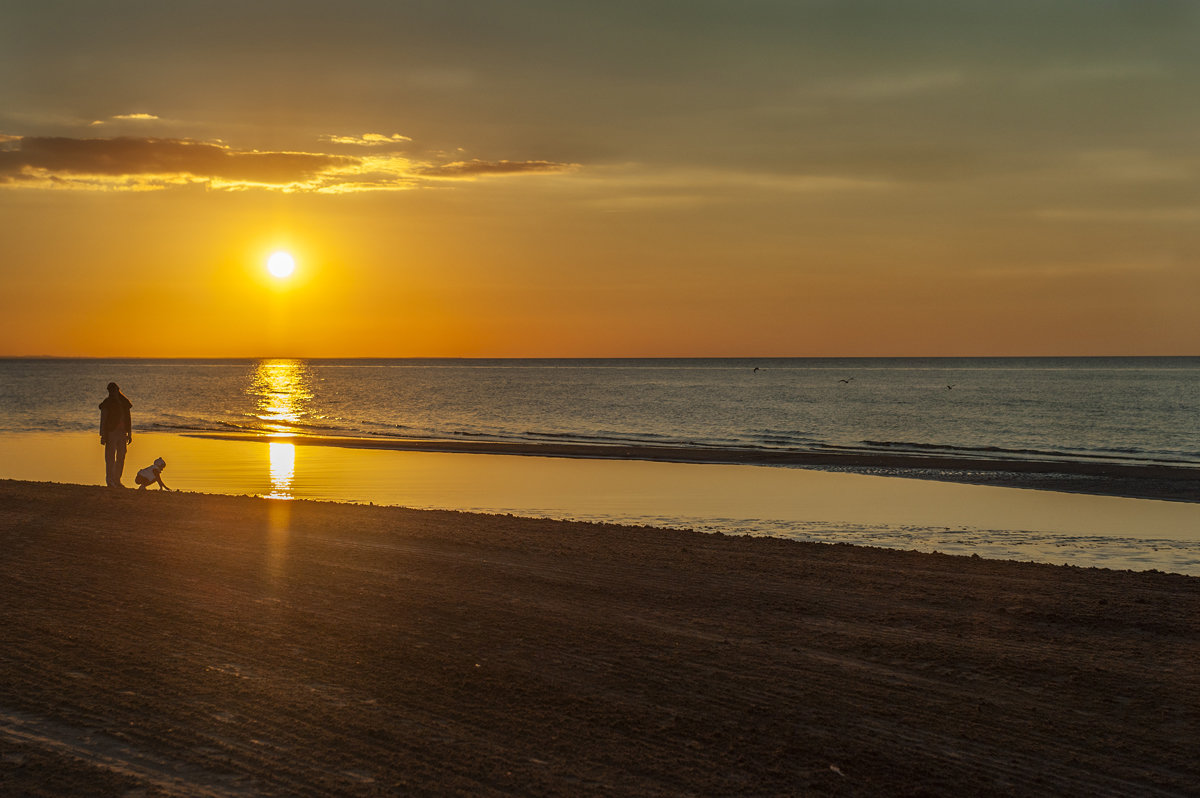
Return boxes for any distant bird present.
[753,367,760,372]
[838,377,854,384]
[946,385,954,390]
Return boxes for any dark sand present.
[1,480,1197,797]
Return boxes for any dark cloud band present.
[0,136,353,185]
[419,159,578,178]
[0,136,577,191]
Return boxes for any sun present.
[267,251,296,278]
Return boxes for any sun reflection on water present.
[250,359,314,434]
[267,441,296,500]
[249,360,314,499]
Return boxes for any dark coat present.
[99,393,132,436]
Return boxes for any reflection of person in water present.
[99,382,133,488]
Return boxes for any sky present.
[1,0,1197,357]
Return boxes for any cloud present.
[0,136,353,190]
[813,71,968,101]
[974,257,1177,280]
[1035,207,1200,224]
[90,113,161,126]
[0,135,578,193]
[1069,149,1194,182]
[321,133,412,147]
[1021,63,1167,88]
[418,159,579,178]
[577,164,892,195]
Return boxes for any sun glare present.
[267,251,296,278]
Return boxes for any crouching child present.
[135,457,170,490]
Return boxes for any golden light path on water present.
[251,360,312,432]
[250,359,312,500]
[267,441,296,500]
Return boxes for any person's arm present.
[155,475,170,490]
[100,404,108,444]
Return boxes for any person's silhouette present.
[99,382,133,487]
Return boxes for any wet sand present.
[1,479,1197,797]
[193,433,1200,503]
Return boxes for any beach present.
[2,480,1197,796]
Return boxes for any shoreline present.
[1,479,1196,796]
[189,432,1200,503]
[3,433,1199,575]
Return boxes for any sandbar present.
[191,432,1200,503]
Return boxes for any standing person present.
[99,382,132,488]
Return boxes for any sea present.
[4,357,1199,466]
[2,357,1198,573]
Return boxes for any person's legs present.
[105,437,127,487]
[104,439,116,486]
[114,437,127,486]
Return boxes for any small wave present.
[750,430,825,446]
[855,439,1199,468]
[279,419,360,435]
[344,418,415,431]
[524,430,674,445]
[525,430,766,450]
[139,418,240,434]
[860,439,1112,460]
[143,422,222,433]
[216,419,262,432]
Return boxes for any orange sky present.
[2,1,1197,356]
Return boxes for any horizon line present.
[2,354,1197,361]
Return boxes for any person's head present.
[107,382,119,395]
[154,457,166,470]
